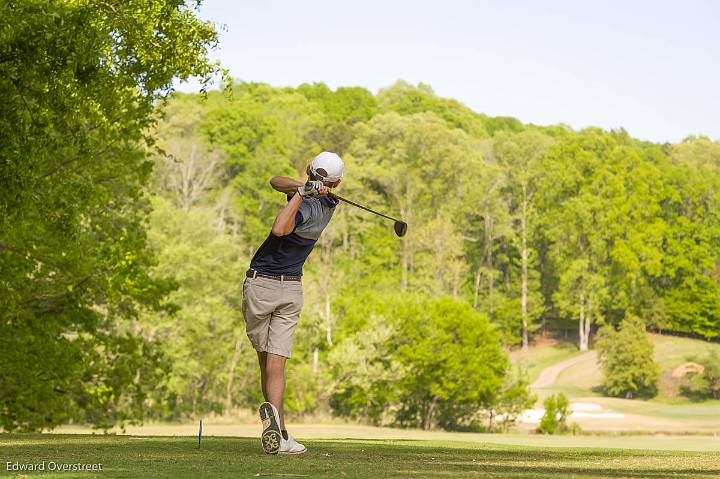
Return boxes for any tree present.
[325,311,403,424]
[0,0,221,431]
[539,129,665,350]
[201,86,322,250]
[129,81,720,426]
[462,144,512,314]
[143,196,249,417]
[682,351,720,401]
[377,80,489,138]
[393,296,520,430]
[346,111,480,293]
[655,137,720,338]
[153,96,223,212]
[536,393,574,434]
[482,369,536,432]
[595,316,660,399]
[494,130,555,349]
[323,293,532,431]
[297,82,377,154]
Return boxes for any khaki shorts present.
[242,275,304,358]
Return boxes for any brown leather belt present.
[246,269,302,282]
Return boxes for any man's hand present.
[298,180,326,198]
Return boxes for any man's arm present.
[270,176,304,195]
[271,193,303,237]
[270,176,330,198]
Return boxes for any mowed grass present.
[544,334,720,403]
[516,334,720,394]
[509,340,580,384]
[514,334,720,431]
[651,333,720,372]
[2,434,720,479]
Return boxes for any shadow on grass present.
[1,434,718,478]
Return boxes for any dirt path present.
[531,351,597,389]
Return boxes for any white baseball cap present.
[311,151,344,183]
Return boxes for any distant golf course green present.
[509,333,720,432]
[2,434,719,479]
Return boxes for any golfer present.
[242,151,344,455]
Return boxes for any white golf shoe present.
[258,402,281,454]
[279,431,307,455]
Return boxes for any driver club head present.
[394,221,408,237]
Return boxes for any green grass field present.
[546,333,720,398]
[2,434,720,479]
[509,339,580,384]
[541,333,720,392]
[3,334,718,478]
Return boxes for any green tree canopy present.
[596,316,660,399]
[0,0,221,431]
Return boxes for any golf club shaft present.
[328,193,402,223]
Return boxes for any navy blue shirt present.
[250,195,339,276]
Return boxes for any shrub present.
[595,316,660,399]
[327,295,535,431]
[536,393,579,434]
[682,351,720,400]
[394,296,512,431]
[700,352,720,399]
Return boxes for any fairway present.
[2,434,720,479]
[508,334,720,433]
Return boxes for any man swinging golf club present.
[243,151,344,455]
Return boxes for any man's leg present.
[264,280,305,453]
[264,352,287,430]
[256,351,268,401]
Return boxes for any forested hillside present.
[139,81,720,429]
[4,18,720,431]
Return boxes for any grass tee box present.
[2,435,720,479]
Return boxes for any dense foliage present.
[328,296,533,431]
[139,80,720,426]
[0,0,221,431]
[682,351,720,400]
[595,317,660,399]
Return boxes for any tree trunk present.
[225,335,242,411]
[486,214,494,293]
[424,396,439,430]
[584,295,593,351]
[312,348,319,374]
[473,265,482,308]
[325,291,333,347]
[401,238,408,291]
[342,222,348,254]
[484,213,494,312]
[521,192,529,351]
[579,292,587,352]
[400,181,413,292]
[452,267,460,298]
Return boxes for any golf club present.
[328,192,408,237]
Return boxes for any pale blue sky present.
[177,0,720,143]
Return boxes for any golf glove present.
[298,180,323,198]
